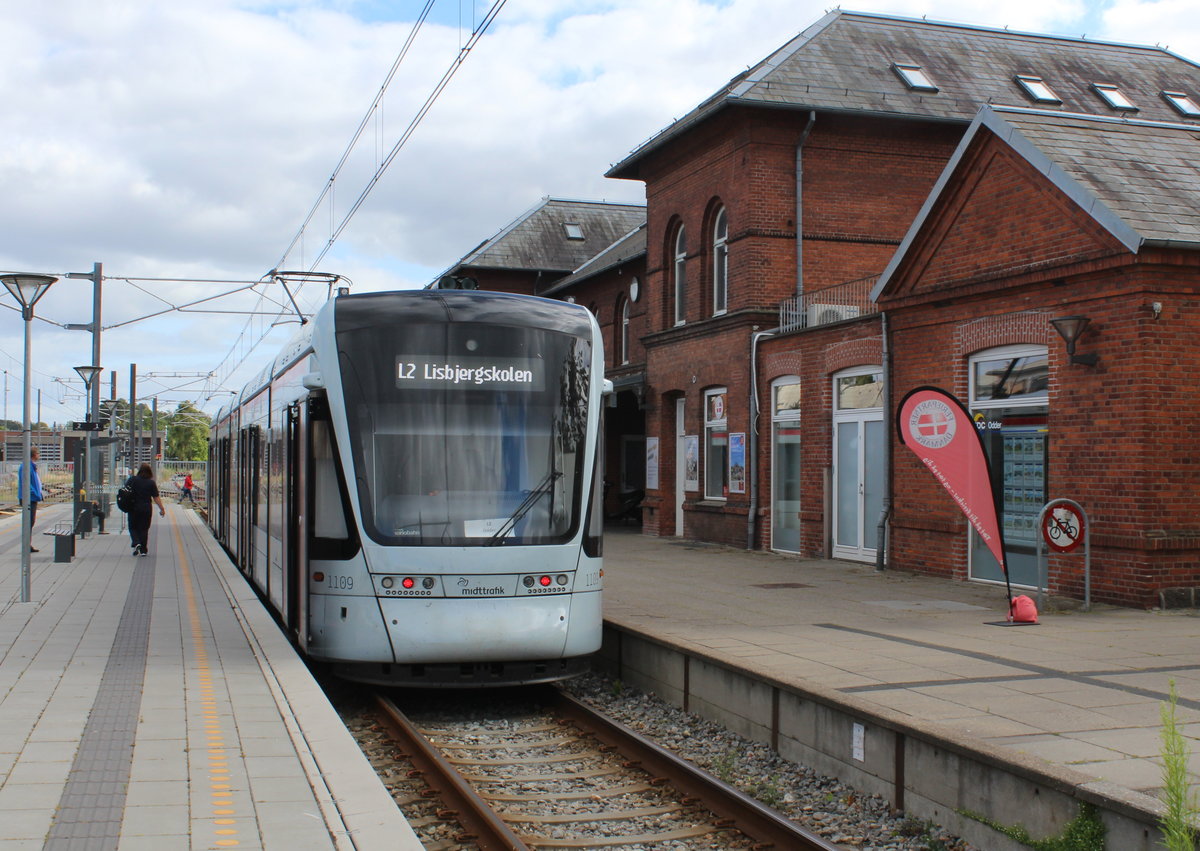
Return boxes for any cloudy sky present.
[2,0,1196,424]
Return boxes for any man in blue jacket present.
[18,446,43,553]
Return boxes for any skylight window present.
[1014,75,1062,104]
[1162,90,1200,117]
[563,222,584,240]
[1093,83,1137,111]
[892,63,938,92]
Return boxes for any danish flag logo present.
[908,399,956,449]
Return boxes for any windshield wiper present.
[486,470,562,545]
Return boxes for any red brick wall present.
[633,108,961,546]
[880,129,1200,607]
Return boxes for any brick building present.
[435,12,1200,607]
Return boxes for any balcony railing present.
[779,274,879,332]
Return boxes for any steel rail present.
[373,693,531,850]
[549,689,842,851]
[376,687,840,850]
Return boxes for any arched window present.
[620,297,631,365]
[712,207,728,315]
[673,225,687,326]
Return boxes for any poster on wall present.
[684,435,699,491]
[645,438,659,490]
[729,433,746,494]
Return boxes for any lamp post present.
[74,365,102,534]
[1,273,57,603]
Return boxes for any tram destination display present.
[396,356,545,390]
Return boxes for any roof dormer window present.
[1162,90,1200,117]
[892,63,938,92]
[1015,75,1062,104]
[1093,83,1137,111]
[563,222,585,240]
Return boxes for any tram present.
[208,289,606,686]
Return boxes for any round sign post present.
[1037,499,1091,612]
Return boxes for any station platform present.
[599,528,1200,847]
[0,504,420,850]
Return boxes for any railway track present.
[371,687,841,850]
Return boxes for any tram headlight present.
[381,576,394,589]
[556,575,568,586]
[523,576,535,588]
[422,577,435,590]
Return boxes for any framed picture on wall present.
[684,435,699,491]
[729,432,746,494]
[645,438,659,490]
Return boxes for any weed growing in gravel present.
[711,748,739,783]
[747,773,784,808]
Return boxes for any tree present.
[165,402,210,461]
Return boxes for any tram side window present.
[312,419,349,540]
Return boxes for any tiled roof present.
[446,198,646,276]
[873,106,1200,298]
[610,10,1200,178]
[990,108,1200,248]
[543,223,646,295]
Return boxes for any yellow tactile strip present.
[174,520,243,848]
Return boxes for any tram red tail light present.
[539,575,552,587]
[313,572,325,582]
[401,577,416,589]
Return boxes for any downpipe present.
[747,327,778,550]
[875,310,892,572]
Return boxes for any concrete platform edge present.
[597,620,1171,850]
[185,512,421,851]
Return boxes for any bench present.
[43,509,93,564]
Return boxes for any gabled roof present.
[442,198,646,277]
[872,106,1200,300]
[609,10,1200,179]
[542,223,647,296]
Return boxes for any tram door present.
[287,401,309,649]
[238,426,260,577]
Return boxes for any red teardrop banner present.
[896,386,1007,576]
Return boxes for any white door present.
[831,369,884,563]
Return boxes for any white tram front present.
[209,289,605,686]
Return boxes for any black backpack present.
[116,481,135,513]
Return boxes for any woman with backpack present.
[125,463,165,557]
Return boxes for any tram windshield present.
[337,313,591,546]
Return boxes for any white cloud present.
[1,0,1195,419]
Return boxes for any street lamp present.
[74,365,102,533]
[1,273,57,603]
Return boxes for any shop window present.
[968,345,1049,589]
[712,207,728,316]
[704,387,728,500]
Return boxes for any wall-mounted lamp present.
[1151,301,1163,320]
[1049,315,1099,366]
